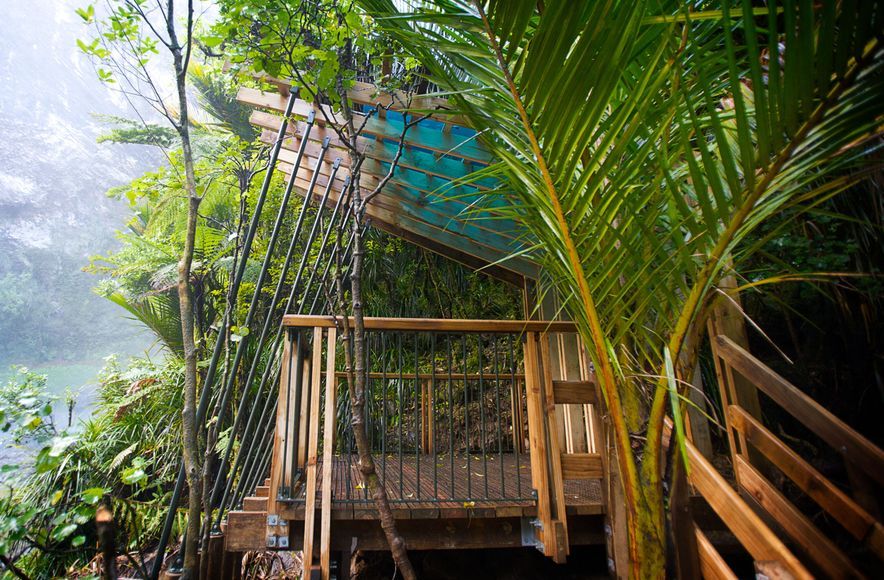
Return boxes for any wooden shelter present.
[199,81,884,580]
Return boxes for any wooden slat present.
[716,335,884,486]
[730,405,884,556]
[302,328,324,571]
[695,526,737,580]
[735,455,862,579]
[560,453,604,479]
[337,371,525,380]
[254,117,494,190]
[282,315,577,333]
[238,87,492,164]
[249,74,467,126]
[320,329,337,580]
[275,158,538,281]
[276,155,526,259]
[552,380,598,405]
[686,439,811,579]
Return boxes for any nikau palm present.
[359,0,883,575]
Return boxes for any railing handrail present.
[282,314,578,333]
[714,335,884,485]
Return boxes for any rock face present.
[0,0,154,367]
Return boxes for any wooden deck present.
[273,453,603,520]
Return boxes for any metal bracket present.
[266,534,278,548]
[267,514,279,526]
[277,535,290,549]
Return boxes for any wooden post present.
[539,333,569,562]
[303,327,325,571]
[708,274,764,473]
[669,456,701,580]
[267,332,295,533]
[524,332,553,554]
[220,550,242,580]
[685,363,714,459]
[320,328,338,580]
[205,531,225,580]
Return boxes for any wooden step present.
[264,477,271,486]
[242,496,268,512]
[226,511,269,552]
[255,485,270,498]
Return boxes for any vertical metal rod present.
[298,177,352,314]
[447,334,454,499]
[509,334,521,498]
[479,334,488,498]
[398,332,404,499]
[431,332,438,499]
[414,332,421,500]
[151,94,303,580]
[493,335,505,497]
[381,332,388,494]
[206,129,327,514]
[462,333,470,499]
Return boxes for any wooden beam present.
[716,336,884,486]
[238,87,492,164]
[730,405,884,556]
[686,439,811,579]
[559,453,604,479]
[276,158,536,279]
[276,160,538,282]
[735,455,862,579]
[275,154,526,256]
[552,380,598,405]
[253,116,495,190]
[695,526,737,580]
[249,73,467,126]
[282,315,577,333]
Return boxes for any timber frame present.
[192,81,884,580]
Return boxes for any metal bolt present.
[267,514,279,526]
[267,535,278,548]
[278,536,290,549]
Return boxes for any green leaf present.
[75,5,95,23]
[71,534,86,547]
[81,487,105,505]
[52,523,78,541]
[664,346,689,475]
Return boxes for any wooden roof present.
[237,83,538,285]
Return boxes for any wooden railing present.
[264,316,605,572]
[692,335,884,578]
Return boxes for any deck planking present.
[277,453,602,520]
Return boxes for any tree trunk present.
[169,18,202,577]
[332,38,415,578]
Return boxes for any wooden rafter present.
[237,85,541,283]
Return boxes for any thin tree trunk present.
[167,2,202,576]
[332,37,415,579]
